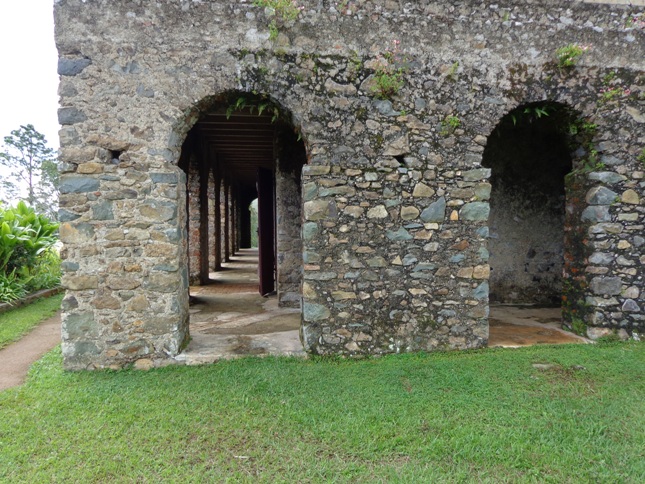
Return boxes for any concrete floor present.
[176,249,587,364]
[175,249,304,365]
[489,305,589,347]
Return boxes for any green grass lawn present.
[0,342,643,482]
[0,293,63,349]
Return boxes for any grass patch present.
[0,294,63,349]
[0,343,643,481]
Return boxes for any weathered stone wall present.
[55,0,644,368]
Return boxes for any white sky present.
[0,0,60,150]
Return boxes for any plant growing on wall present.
[254,0,304,41]
[370,40,408,100]
[638,148,645,166]
[226,95,280,122]
[597,71,632,105]
[440,115,461,136]
[566,118,604,176]
[555,44,589,69]
[625,13,645,29]
[335,0,354,15]
[225,94,303,141]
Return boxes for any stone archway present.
[481,101,592,345]
[174,92,308,360]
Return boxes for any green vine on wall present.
[226,96,280,122]
[565,118,603,177]
[225,94,303,141]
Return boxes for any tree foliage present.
[0,124,59,220]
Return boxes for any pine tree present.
[0,124,58,220]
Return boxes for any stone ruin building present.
[54,0,645,369]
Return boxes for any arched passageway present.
[175,94,307,360]
[482,102,583,346]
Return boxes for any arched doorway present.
[482,101,584,346]
[175,93,307,361]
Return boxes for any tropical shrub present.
[0,201,59,303]
[24,249,62,293]
[0,270,27,304]
[0,201,58,274]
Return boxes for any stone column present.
[208,151,216,272]
[231,184,237,256]
[224,177,230,263]
[198,142,210,285]
[186,153,201,284]
[219,176,226,267]
[213,164,222,271]
[59,148,190,370]
[275,128,305,308]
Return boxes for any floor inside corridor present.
[175,249,304,365]
[176,249,587,364]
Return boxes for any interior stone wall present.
[55,0,644,369]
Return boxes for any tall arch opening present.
[176,93,307,360]
[482,102,580,345]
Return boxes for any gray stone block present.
[150,172,178,184]
[58,57,91,76]
[590,276,622,295]
[460,202,490,221]
[58,107,87,125]
[386,227,413,241]
[420,197,446,223]
[586,186,618,205]
[581,206,611,223]
[59,176,100,193]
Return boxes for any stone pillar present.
[275,128,305,308]
[59,149,189,370]
[231,185,237,256]
[219,176,226,266]
[213,165,222,271]
[186,154,201,284]
[208,154,216,272]
[224,177,230,262]
[198,143,210,285]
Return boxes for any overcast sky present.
[0,0,60,150]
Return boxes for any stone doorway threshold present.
[488,305,590,348]
[175,249,305,365]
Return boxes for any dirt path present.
[0,312,61,391]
